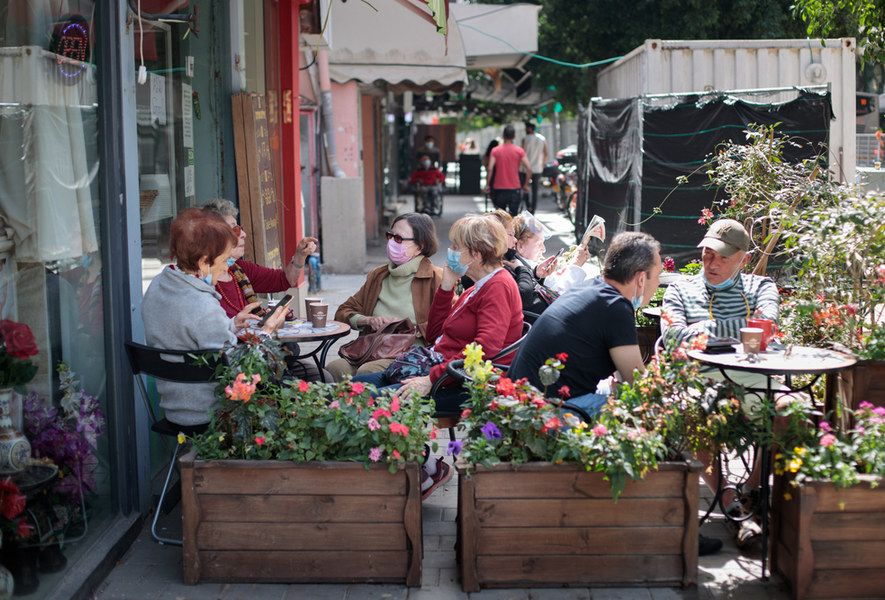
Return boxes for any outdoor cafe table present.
[687,346,856,580]
[276,319,350,371]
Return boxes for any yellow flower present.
[787,458,802,473]
[783,492,792,501]
[177,432,186,445]
[463,343,485,372]
[472,359,495,384]
[793,446,807,456]
[577,421,588,430]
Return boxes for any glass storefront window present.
[0,1,113,595]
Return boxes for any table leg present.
[759,375,774,580]
[318,339,335,372]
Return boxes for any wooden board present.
[457,461,698,592]
[180,452,422,586]
[231,93,283,268]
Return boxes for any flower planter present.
[179,450,422,586]
[838,359,885,409]
[771,474,885,600]
[456,460,701,592]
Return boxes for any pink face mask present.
[386,239,412,266]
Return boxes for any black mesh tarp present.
[578,90,833,261]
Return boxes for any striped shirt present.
[661,273,780,343]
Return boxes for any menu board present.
[231,93,283,268]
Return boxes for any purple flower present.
[481,421,502,440]
[819,421,832,433]
[873,407,885,416]
[368,447,382,462]
[447,440,463,456]
[367,417,380,431]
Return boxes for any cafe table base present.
[688,346,856,581]
[276,320,351,372]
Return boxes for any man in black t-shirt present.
[509,232,662,415]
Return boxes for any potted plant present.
[453,341,742,592]
[700,124,885,409]
[0,319,39,475]
[180,337,435,586]
[771,401,885,600]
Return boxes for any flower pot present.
[179,450,422,586]
[771,474,885,600]
[456,460,701,592]
[0,389,30,475]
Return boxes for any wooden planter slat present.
[180,451,422,586]
[772,475,885,599]
[458,461,700,592]
[196,522,408,551]
[475,497,685,527]
[198,494,407,523]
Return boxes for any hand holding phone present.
[256,294,293,329]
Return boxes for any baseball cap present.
[697,219,750,257]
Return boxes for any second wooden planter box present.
[772,475,885,600]
[179,451,422,586]
[457,460,701,592]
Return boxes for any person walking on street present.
[521,122,548,213]
[486,125,532,216]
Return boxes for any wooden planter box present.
[179,451,422,586]
[456,460,701,592]
[838,359,885,409]
[772,475,885,600]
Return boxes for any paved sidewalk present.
[95,195,792,599]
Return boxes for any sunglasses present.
[386,231,415,244]
[231,224,244,236]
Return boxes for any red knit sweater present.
[215,260,291,318]
[427,269,523,383]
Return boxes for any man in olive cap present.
[661,218,779,343]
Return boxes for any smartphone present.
[249,303,265,315]
[256,294,293,328]
[554,248,566,259]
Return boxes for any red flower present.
[541,417,562,433]
[662,257,676,272]
[254,436,266,446]
[351,382,366,395]
[392,449,401,460]
[698,208,714,226]
[559,385,571,399]
[16,518,33,539]
[0,320,38,359]
[372,408,392,420]
[460,408,472,419]
[689,334,709,351]
[298,380,310,393]
[0,478,26,520]
[390,395,400,413]
[495,377,516,397]
[388,421,410,437]
[555,353,568,363]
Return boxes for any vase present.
[0,388,31,475]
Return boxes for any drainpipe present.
[316,47,346,178]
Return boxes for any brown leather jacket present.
[334,257,443,339]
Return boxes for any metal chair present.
[124,341,219,546]
[430,320,533,440]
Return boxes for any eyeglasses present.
[386,231,415,244]
[231,224,243,236]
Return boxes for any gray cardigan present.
[141,266,237,426]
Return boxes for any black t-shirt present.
[508,277,638,396]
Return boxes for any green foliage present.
[189,337,436,471]
[793,0,885,66]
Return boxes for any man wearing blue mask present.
[661,218,780,344]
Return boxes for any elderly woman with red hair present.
[141,208,286,431]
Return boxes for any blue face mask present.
[446,248,469,276]
[226,257,236,268]
[201,272,213,286]
[702,267,739,291]
[631,294,643,310]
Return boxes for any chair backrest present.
[124,341,220,425]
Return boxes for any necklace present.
[708,291,750,321]
[217,276,245,313]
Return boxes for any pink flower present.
[372,408,392,420]
[367,417,380,431]
[874,407,885,416]
[392,449,401,460]
[698,208,714,225]
[689,333,709,351]
[662,256,676,272]
[555,353,569,363]
[298,380,310,393]
[592,424,608,437]
[368,447,382,462]
[329,400,340,410]
[225,373,261,402]
[559,385,571,399]
[255,436,266,446]
[390,395,401,413]
[819,421,832,433]
[859,401,874,409]
[351,382,365,395]
[389,421,410,437]
[878,264,885,285]
[820,433,836,448]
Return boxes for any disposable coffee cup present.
[304,297,322,319]
[308,303,329,328]
[740,327,765,355]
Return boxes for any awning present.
[451,3,540,69]
[328,0,467,91]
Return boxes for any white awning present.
[451,3,540,69]
[328,0,467,91]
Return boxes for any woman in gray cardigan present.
[141,208,285,429]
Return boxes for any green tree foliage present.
[793,0,885,66]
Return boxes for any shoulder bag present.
[338,318,418,368]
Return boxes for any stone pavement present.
[95,194,793,599]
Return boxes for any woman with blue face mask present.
[141,209,288,430]
[353,214,524,500]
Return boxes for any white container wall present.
[597,39,857,181]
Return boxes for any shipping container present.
[597,39,857,181]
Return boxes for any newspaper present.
[580,215,606,248]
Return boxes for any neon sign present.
[53,17,90,81]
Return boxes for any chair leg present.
[151,442,183,546]
[448,427,456,442]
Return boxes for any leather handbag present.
[338,318,418,367]
[383,345,445,384]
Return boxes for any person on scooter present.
[409,155,445,214]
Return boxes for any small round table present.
[276,320,351,372]
[688,345,856,580]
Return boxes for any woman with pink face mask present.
[327,213,443,381]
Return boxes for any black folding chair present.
[430,320,533,440]
[124,341,220,546]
